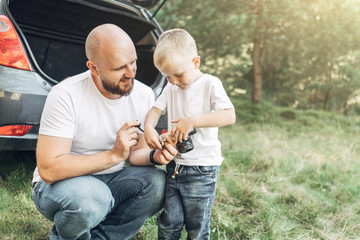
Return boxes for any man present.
[32,24,177,240]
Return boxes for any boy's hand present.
[171,117,194,143]
[144,126,163,150]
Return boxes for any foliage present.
[154,0,360,114]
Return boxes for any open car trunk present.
[7,0,160,86]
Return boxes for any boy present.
[144,28,236,240]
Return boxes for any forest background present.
[154,0,360,114]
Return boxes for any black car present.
[0,0,167,151]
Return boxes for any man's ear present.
[86,60,99,76]
[193,56,201,69]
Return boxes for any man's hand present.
[112,121,140,161]
[153,135,178,165]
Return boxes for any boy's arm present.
[171,108,236,142]
[144,107,164,149]
[190,108,236,127]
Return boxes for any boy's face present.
[156,56,200,90]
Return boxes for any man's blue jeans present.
[158,161,220,240]
[32,166,166,240]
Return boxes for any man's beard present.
[101,77,134,96]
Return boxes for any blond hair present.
[154,28,198,68]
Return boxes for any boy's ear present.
[86,60,99,76]
[193,56,201,69]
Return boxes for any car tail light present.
[0,125,33,136]
[0,15,31,71]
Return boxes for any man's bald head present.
[85,24,138,99]
[85,24,134,66]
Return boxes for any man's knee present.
[50,177,114,237]
[67,180,114,220]
[56,197,112,237]
[76,187,114,221]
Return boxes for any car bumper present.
[0,65,50,151]
[0,133,38,150]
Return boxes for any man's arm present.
[37,121,140,184]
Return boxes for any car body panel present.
[0,65,51,95]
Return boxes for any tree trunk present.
[343,97,349,116]
[323,63,333,111]
[252,0,263,104]
[323,88,331,111]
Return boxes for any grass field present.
[1,104,360,240]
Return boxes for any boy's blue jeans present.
[32,166,166,240]
[158,161,220,240]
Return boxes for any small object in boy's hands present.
[176,129,197,153]
[159,132,171,146]
[160,130,197,153]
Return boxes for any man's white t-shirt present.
[32,70,155,183]
[154,74,234,166]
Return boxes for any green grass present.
[1,105,360,239]
[0,151,52,240]
[214,123,360,240]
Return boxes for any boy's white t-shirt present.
[32,70,154,183]
[154,74,234,166]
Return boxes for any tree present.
[252,0,263,104]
